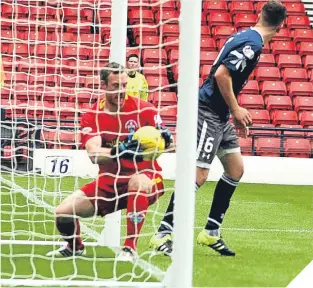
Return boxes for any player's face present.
[105,72,128,109]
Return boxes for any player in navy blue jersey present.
[150,1,287,256]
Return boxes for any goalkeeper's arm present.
[85,136,113,165]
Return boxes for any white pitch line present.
[194,227,313,233]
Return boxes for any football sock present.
[158,183,201,236]
[124,190,149,251]
[205,174,238,231]
[56,217,83,250]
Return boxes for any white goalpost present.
[0,0,201,287]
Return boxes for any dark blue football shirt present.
[199,28,263,120]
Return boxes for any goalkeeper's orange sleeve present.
[0,53,5,88]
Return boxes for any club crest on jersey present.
[243,45,254,60]
[125,119,138,131]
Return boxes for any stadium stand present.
[1,0,313,162]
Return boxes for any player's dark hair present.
[127,54,139,61]
[100,62,125,85]
[261,1,287,27]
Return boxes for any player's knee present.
[55,203,73,218]
[196,167,209,186]
[128,174,150,191]
[227,164,244,181]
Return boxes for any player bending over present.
[150,0,287,256]
[46,62,172,261]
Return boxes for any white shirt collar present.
[250,27,264,44]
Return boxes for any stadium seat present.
[257,54,275,67]
[163,36,179,53]
[284,2,306,15]
[55,102,77,118]
[39,19,62,33]
[143,63,168,78]
[292,29,313,43]
[97,8,111,23]
[289,82,313,97]
[155,10,179,24]
[133,26,159,39]
[171,64,179,81]
[159,106,177,124]
[17,58,45,73]
[1,3,28,19]
[64,20,92,34]
[299,111,313,127]
[41,91,68,103]
[238,137,253,156]
[229,1,254,14]
[294,97,313,113]
[241,80,259,94]
[286,16,311,30]
[152,92,177,106]
[69,91,96,103]
[7,43,31,57]
[213,26,237,41]
[261,81,287,96]
[298,42,313,57]
[271,41,296,57]
[271,28,291,41]
[61,7,93,21]
[255,67,281,82]
[201,13,208,26]
[168,49,179,64]
[4,72,28,85]
[284,138,311,158]
[249,123,277,136]
[234,14,258,29]
[74,60,102,76]
[277,54,302,69]
[237,94,264,109]
[248,109,270,124]
[146,76,170,92]
[272,110,298,126]
[48,59,73,74]
[303,55,313,70]
[200,65,212,80]
[150,0,176,12]
[207,12,232,27]
[266,96,292,111]
[200,51,219,65]
[255,137,281,157]
[279,124,305,137]
[203,1,228,13]
[200,37,217,51]
[33,44,60,59]
[91,47,110,60]
[78,34,102,47]
[138,35,161,47]
[201,26,211,37]
[262,42,271,54]
[128,8,154,24]
[28,6,58,20]
[282,68,308,84]
[142,49,167,64]
[29,74,56,87]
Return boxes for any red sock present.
[124,190,149,251]
[56,217,83,250]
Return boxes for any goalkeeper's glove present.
[156,125,172,149]
[110,139,144,162]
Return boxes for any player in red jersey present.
[46,62,172,261]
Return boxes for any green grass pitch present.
[1,175,312,287]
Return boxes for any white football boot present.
[46,244,86,257]
[116,246,138,262]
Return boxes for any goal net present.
[0,0,200,287]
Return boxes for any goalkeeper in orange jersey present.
[46,62,173,261]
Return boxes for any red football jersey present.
[80,96,163,190]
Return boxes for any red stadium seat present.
[238,137,253,156]
[241,80,259,94]
[142,49,167,64]
[282,68,308,83]
[230,1,254,14]
[271,41,296,57]
[255,67,281,82]
[168,49,179,64]
[277,54,302,69]
[284,138,311,158]
[257,54,275,67]
[78,33,102,47]
[213,26,237,41]
[1,3,28,19]
[262,42,271,54]
[91,47,110,60]
[97,8,111,23]
[249,123,276,136]
[266,96,292,111]
[294,97,313,113]
[155,10,179,24]
[292,29,313,43]
[160,24,180,38]
[200,65,212,80]
[261,81,287,96]
[128,8,154,24]
[284,2,306,15]
[299,111,313,127]
[57,74,85,88]
[152,92,177,106]
[200,51,219,65]
[61,46,90,60]
[41,91,68,103]
[163,36,179,53]
[298,42,313,57]
[28,6,58,20]
[146,76,170,92]
[255,138,281,157]
[7,43,31,57]
[150,0,176,12]
[18,58,46,73]
[55,102,77,118]
[201,14,207,26]
[303,55,313,70]
[201,26,211,37]
[28,74,56,87]
[279,124,305,137]
[289,82,313,97]
[133,27,158,39]
[39,19,62,33]
[64,20,92,34]
[4,72,28,85]
[143,63,168,77]
[159,106,177,124]
[234,14,258,29]
[203,1,228,13]
[286,16,311,30]
[208,12,232,27]
[138,35,161,47]
[249,109,270,124]
[171,64,179,81]
[61,7,93,21]
[272,110,298,126]
[200,37,217,51]
[271,28,291,41]
[237,94,264,109]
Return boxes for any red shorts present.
[80,172,164,216]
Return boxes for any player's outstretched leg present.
[46,190,95,257]
[197,153,243,256]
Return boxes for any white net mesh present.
[0,0,179,286]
